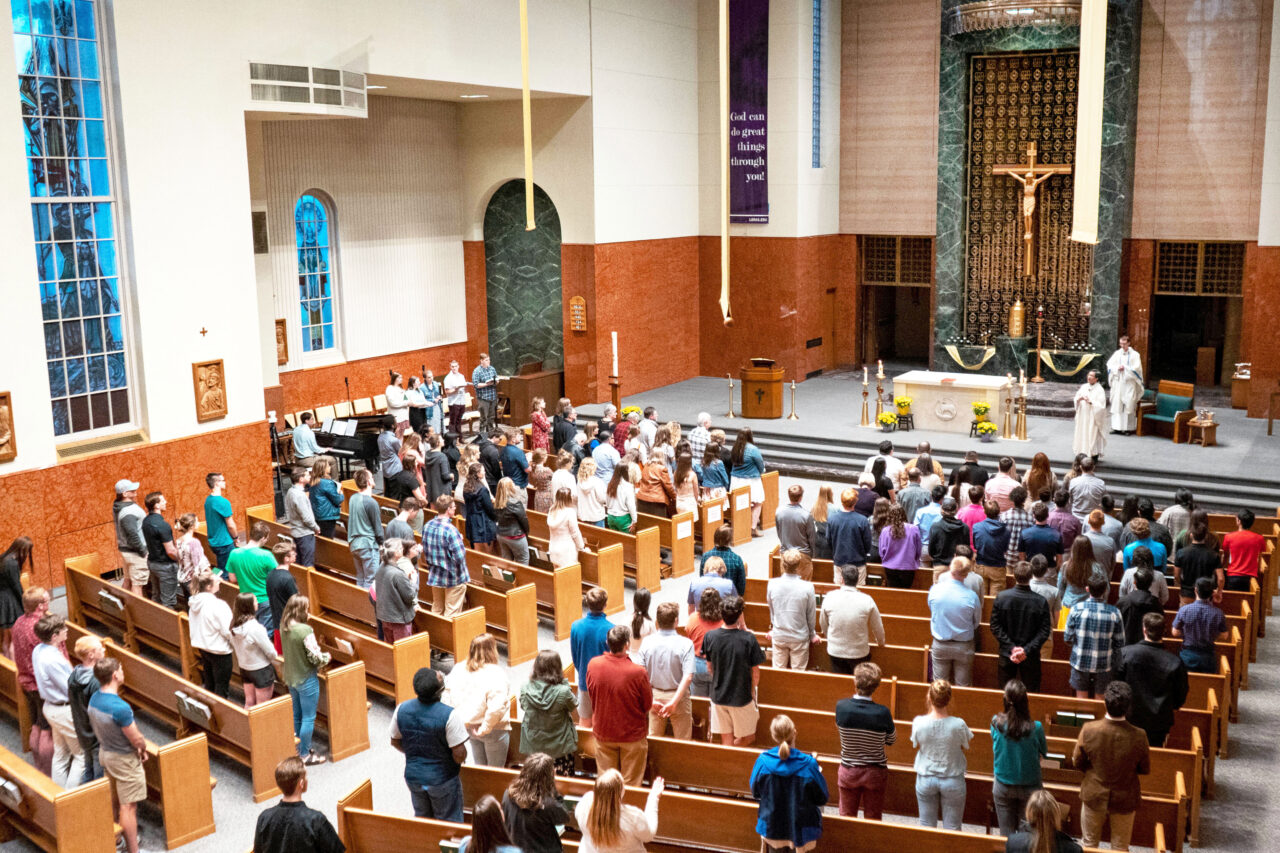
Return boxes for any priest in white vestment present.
[1073,370,1107,459]
[1106,336,1144,433]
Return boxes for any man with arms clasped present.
[1106,335,1143,435]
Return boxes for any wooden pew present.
[0,742,117,852]
[461,548,581,642]
[63,623,296,803]
[634,509,697,577]
[443,570,539,665]
[457,764,1168,853]
[527,505,663,594]
[246,506,486,660]
[142,734,218,848]
[760,469,779,531]
[0,652,32,750]
[307,611,432,705]
[727,484,752,545]
[695,493,727,545]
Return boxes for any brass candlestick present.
[875,378,885,420]
[1015,392,1028,441]
[608,375,621,415]
[861,380,870,427]
[726,374,736,419]
[1032,316,1046,383]
[1002,386,1015,439]
[787,379,800,420]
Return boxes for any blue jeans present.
[289,674,320,756]
[295,534,316,567]
[916,774,966,830]
[211,544,234,576]
[409,773,464,822]
[1180,647,1216,673]
[256,601,274,636]
[80,744,102,784]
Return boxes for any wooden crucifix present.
[992,141,1072,277]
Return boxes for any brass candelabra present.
[1032,315,1046,383]
[725,374,736,418]
[860,379,870,427]
[787,379,800,420]
[1015,392,1028,441]
[1002,385,1015,439]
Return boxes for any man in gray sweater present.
[284,468,321,568]
[347,469,384,589]
[774,485,816,580]
[113,479,148,595]
[766,549,817,670]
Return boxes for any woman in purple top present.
[878,505,922,589]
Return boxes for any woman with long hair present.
[1119,494,1140,525]
[575,768,664,853]
[1023,453,1057,504]
[576,459,608,528]
[280,594,329,765]
[530,396,552,452]
[868,498,892,563]
[309,457,343,538]
[1057,535,1103,612]
[915,453,943,493]
[879,504,922,588]
[173,512,210,607]
[627,587,655,655]
[951,464,973,507]
[991,679,1047,836]
[547,487,585,569]
[0,536,31,657]
[870,457,895,502]
[455,442,481,500]
[730,428,767,535]
[605,461,637,533]
[443,633,512,767]
[1005,789,1083,853]
[495,477,531,565]
[635,456,676,519]
[687,588,723,698]
[502,752,570,853]
[421,368,444,436]
[1062,453,1086,488]
[518,650,578,776]
[672,453,700,517]
[457,793,521,853]
[749,714,828,853]
[1174,508,1218,552]
[406,375,428,435]
[650,424,674,472]
[530,448,554,513]
[464,462,499,555]
[229,592,276,707]
[551,449,577,499]
[698,441,730,500]
[811,485,835,560]
[910,679,971,831]
[385,369,410,438]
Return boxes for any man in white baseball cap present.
[112,479,148,595]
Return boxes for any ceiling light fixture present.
[459,94,489,99]
[366,84,388,89]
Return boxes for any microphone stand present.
[344,376,352,408]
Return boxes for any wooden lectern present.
[740,358,784,418]
[499,362,563,425]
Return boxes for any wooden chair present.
[334,401,353,418]
[372,394,388,412]
[353,397,374,415]
[460,392,481,435]
[1137,380,1195,442]
[315,404,337,422]
[283,413,297,428]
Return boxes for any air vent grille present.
[249,63,367,112]
[56,429,147,461]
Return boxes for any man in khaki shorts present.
[86,658,148,853]
[113,479,149,595]
[701,595,765,746]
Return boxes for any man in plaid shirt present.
[423,495,470,617]
[1065,574,1124,698]
[688,412,712,462]
[1000,485,1033,568]
[471,354,499,433]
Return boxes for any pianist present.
[293,413,322,467]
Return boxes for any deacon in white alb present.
[1106,335,1144,434]
[1072,370,1107,460]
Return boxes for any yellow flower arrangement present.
[893,396,912,411]
[976,420,998,435]
[877,411,898,427]
[971,400,991,417]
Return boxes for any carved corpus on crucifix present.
[991,141,1072,277]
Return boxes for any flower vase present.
[980,432,995,443]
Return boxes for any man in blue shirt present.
[87,658,149,853]
[927,557,982,686]
[570,587,614,728]
[472,354,499,433]
[500,427,531,488]
[1171,576,1228,672]
[291,412,323,466]
[1018,502,1064,569]
[826,488,873,586]
[203,471,239,572]
[390,667,468,821]
[1121,517,1168,571]
[689,555,737,611]
[971,500,1011,595]
[913,485,947,548]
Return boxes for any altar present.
[893,370,1012,433]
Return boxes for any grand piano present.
[316,415,382,478]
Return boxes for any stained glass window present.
[294,193,337,353]
[13,0,130,436]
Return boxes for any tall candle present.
[611,331,618,377]
[1019,368,1025,385]
[863,366,869,384]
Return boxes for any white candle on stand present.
[863,366,868,384]
[611,331,618,377]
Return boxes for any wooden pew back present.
[0,742,116,853]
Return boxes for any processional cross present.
[991,141,1072,277]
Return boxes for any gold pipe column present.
[520,0,535,231]
[718,0,732,325]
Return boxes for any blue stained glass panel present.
[12,0,29,32]
[107,351,124,387]
[39,282,56,319]
[84,118,102,155]
[83,316,101,352]
[78,277,96,313]
[87,354,105,391]
[19,77,34,111]
[104,313,122,350]
[50,201,69,236]
[51,0,70,34]
[58,279,77,315]
[36,242,54,279]
[76,38,94,76]
[13,33,30,70]
[47,361,65,396]
[80,79,98,115]
[74,0,91,38]
[29,0,51,34]
[323,325,334,349]
[51,398,69,435]
[43,321,61,357]
[31,203,49,240]
[100,279,118,313]
[92,201,110,236]
[71,201,90,233]
[88,156,107,194]
[52,36,68,73]
[62,318,82,354]
[65,355,85,393]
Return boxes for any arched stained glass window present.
[13,0,132,436]
[294,193,337,353]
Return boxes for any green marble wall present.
[934,1,1141,378]
[483,180,564,376]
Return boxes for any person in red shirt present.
[586,624,653,786]
[1222,509,1266,592]
[12,586,55,774]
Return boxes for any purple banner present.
[730,0,769,223]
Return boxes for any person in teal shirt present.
[729,428,766,535]
[990,679,1048,836]
[203,472,238,573]
[226,521,279,630]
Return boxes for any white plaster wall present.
[1258,0,1280,244]
[590,0,701,244]
[458,98,596,243]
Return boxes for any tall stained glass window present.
[13,0,130,436]
[294,193,336,353]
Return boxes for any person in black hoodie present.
[478,428,505,493]
[1116,569,1164,646]
[421,434,455,502]
[949,451,990,490]
[551,405,577,454]
[502,752,570,853]
[1114,613,1188,748]
[928,498,969,568]
[68,634,105,783]
[989,561,1052,692]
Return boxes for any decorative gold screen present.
[1155,241,1245,296]
[965,51,1094,347]
[860,236,933,286]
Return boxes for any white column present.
[1259,0,1280,245]
[1071,0,1107,244]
